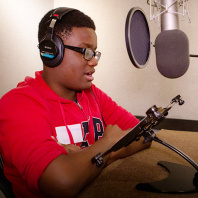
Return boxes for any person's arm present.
[106,136,151,166]
[38,125,130,198]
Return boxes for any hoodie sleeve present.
[90,84,139,130]
[0,89,66,193]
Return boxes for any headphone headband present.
[50,7,76,20]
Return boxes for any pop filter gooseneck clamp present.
[92,95,198,193]
[190,54,198,58]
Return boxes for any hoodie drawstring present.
[58,100,74,144]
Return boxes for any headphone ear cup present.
[39,35,65,68]
[51,35,65,67]
[39,7,76,67]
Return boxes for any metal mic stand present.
[92,95,198,193]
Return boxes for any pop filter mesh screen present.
[125,8,150,68]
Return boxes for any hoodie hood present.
[17,70,83,104]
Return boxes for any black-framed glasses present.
[64,45,101,61]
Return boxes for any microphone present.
[155,0,189,78]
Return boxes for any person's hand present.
[61,144,81,154]
[51,136,81,154]
[103,125,130,145]
[103,125,151,166]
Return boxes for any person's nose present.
[88,57,99,67]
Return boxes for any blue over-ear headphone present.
[38,7,76,67]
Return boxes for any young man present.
[0,7,151,197]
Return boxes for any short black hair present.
[38,8,96,42]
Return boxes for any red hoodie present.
[0,71,139,197]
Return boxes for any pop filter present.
[125,7,151,68]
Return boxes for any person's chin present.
[77,82,92,91]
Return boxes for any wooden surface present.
[78,129,198,198]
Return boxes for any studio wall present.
[0,0,53,96]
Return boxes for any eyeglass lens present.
[84,48,101,61]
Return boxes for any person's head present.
[38,8,96,44]
[38,7,101,100]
